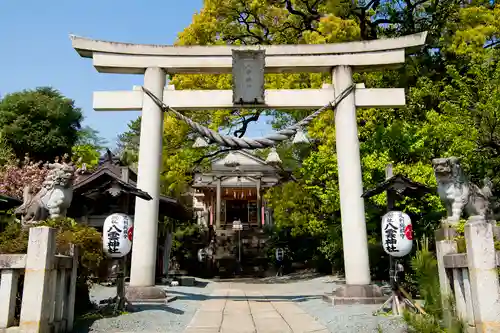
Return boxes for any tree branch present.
[297,0,321,17]
[271,0,322,35]
[192,148,238,166]
[350,0,381,39]
[237,12,266,44]
[485,39,500,49]
[233,111,262,138]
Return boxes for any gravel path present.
[297,292,406,332]
[74,280,215,333]
[219,276,406,333]
[74,275,407,333]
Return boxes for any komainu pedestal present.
[323,284,387,305]
[125,285,177,304]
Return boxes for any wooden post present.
[163,221,174,276]
[116,258,126,312]
[385,164,398,315]
[385,164,395,210]
[256,178,262,227]
[216,177,221,229]
[65,245,78,332]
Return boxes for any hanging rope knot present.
[141,83,356,149]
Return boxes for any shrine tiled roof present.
[0,194,22,211]
[362,174,433,199]
[73,149,191,220]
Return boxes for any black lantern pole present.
[385,164,398,314]
[362,163,431,316]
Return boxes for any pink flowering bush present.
[0,155,49,199]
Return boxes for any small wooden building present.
[0,194,22,232]
[0,195,22,212]
[68,151,191,277]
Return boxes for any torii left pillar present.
[127,67,166,299]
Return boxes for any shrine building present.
[189,150,285,276]
[190,150,281,230]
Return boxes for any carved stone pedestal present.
[322,284,387,305]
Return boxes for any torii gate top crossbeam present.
[70,32,427,74]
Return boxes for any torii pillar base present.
[125,285,177,304]
[322,284,386,305]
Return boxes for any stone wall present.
[0,227,78,333]
[436,216,500,332]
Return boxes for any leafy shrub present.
[170,219,205,274]
[410,237,442,317]
[452,219,467,253]
[403,311,443,333]
[264,225,333,273]
[402,237,463,333]
[0,216,29,253]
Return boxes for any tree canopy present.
[71,126,107,170]
[116,0,500,273]
[0,87,84,161]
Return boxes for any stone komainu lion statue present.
[432,157,493,225]
[14,155,83,226]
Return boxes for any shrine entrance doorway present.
[226,200,253,226]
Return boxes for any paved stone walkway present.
[184,288,328,333]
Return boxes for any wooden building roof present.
[362,174,433,200]
[0,194,22,211]
[73,150,190,220]
[191,150,285,188]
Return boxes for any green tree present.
[72,126,106,170]
[0,132,14,166]
[117,0,500,276]
[71,144,101,170]
[76,126,107,150]
[0,87,83,162]
[116,117,140,166]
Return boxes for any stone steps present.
[213,229,270,277]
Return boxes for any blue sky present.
[0,0,273,148]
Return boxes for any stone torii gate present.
[71,32,427,300]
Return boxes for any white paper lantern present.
[275,248,284,261]
[198,248,207,262]
[103,213,134,258]
[381,211,413,257]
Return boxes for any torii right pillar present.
[327,65,389,304]
[334,65,371,286]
